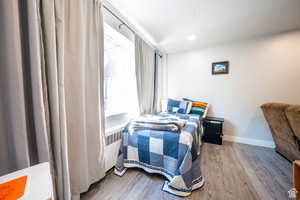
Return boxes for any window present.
[104,23,138,117]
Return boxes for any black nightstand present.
[202,117,224,145]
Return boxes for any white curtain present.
[135,36,156,114]
[0,0,106,199]
[64,0,106,199]
[154,52,168,113]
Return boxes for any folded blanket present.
[128,115,187,133]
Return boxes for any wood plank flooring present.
[81,142,292,200]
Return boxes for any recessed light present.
[187,35,196,41]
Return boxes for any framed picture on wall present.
[212,61,229,75]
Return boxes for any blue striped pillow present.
[167,98,192,114]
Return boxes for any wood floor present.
[81,142,292,200]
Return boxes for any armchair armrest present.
[293,160,300,200]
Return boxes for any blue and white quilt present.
[114,112,204,196]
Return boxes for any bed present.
[114,112,205,196]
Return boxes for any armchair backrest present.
[261,103,295,143]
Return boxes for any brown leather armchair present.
[261,103,300,161]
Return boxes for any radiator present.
[105,126,124,146]
[104,125,125,171]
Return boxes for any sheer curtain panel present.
[135,36,156,115]
[154,52,168,113]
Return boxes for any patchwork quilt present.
[114,112,204,196]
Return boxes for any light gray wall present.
[167,30,300,143]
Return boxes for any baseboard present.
[223,135,275,148]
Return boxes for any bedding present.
[114,112,204,197]
[129,115,187,133]
[167,98,192,114]
[183,98,209,117]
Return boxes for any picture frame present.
[212,61,229,75]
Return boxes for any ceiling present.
[106,0,300,53]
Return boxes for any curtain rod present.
[103,5,135,34]
[102,4,163,57]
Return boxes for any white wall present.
[168,30,300,145]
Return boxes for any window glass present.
[104,23,138,117]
